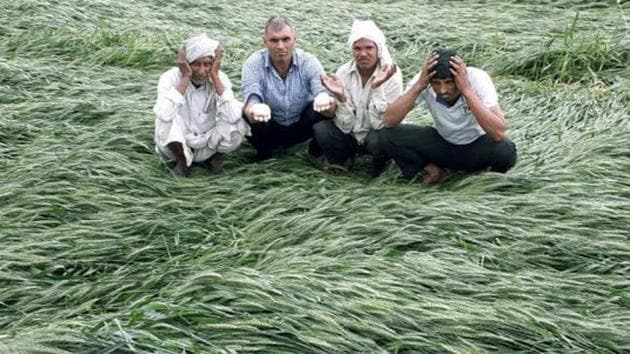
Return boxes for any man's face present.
[352,38,378,71]
[190,56,213,82]
[430,77,459,104]
[263,25,296,63]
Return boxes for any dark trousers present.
[246,103,325,159]
[379,125,517,179]
[312,120,382,165]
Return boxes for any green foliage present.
[1,1,629,353]
[496,13,629,83]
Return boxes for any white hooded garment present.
[347,20,392,67]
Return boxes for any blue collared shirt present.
[241,48,326,126]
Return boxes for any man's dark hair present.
[434,48,457,79]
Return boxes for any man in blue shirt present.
[241,16,335,161]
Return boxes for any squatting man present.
[153,33,249,177]
[380,48,517,183]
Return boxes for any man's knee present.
[216,133,244,153]
[490,140,517,173]
[214,120,249,153]
[376,127,401,153]
[312,120,336,142]
[364,130,381,156]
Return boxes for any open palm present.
[321,74,345,100]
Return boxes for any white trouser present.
[155,115,249,166]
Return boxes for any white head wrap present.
[184,33,219,63]
[347,20,392,66]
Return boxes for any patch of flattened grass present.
[3,28,179,70]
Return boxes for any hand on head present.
[448,55,471,94]
[176,45,192,78]
[418,53,438,87]
[210,46,223,77]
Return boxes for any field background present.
[1,0,629,353]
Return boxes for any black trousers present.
[379,125,517,179]
[312,120,382,165]
[246,103,325,159]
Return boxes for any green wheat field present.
[1,0,629,353]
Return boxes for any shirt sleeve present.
[369,69,403,129]
[215,71,244,124]
[241,52,264,104]
[469,68,498,108]
[332,66,356,134]
[153,69,185,123]
[304,53,327,96]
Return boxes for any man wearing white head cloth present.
[153,33,250,177]
[312,20,402,176]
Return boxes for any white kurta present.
[333,61,403,143]
[153,68,250,166]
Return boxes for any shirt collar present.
[435,93,463,107]
[349,60,381,81]
[264,49,299,69]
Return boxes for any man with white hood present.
[313,20,402,176]
[154,33,249,177]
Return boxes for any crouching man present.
[153,33,249,177]
[380,48,517,183]
[314,20,402,175]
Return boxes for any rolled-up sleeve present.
[369,70,403,129]
[153,69,184,123]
